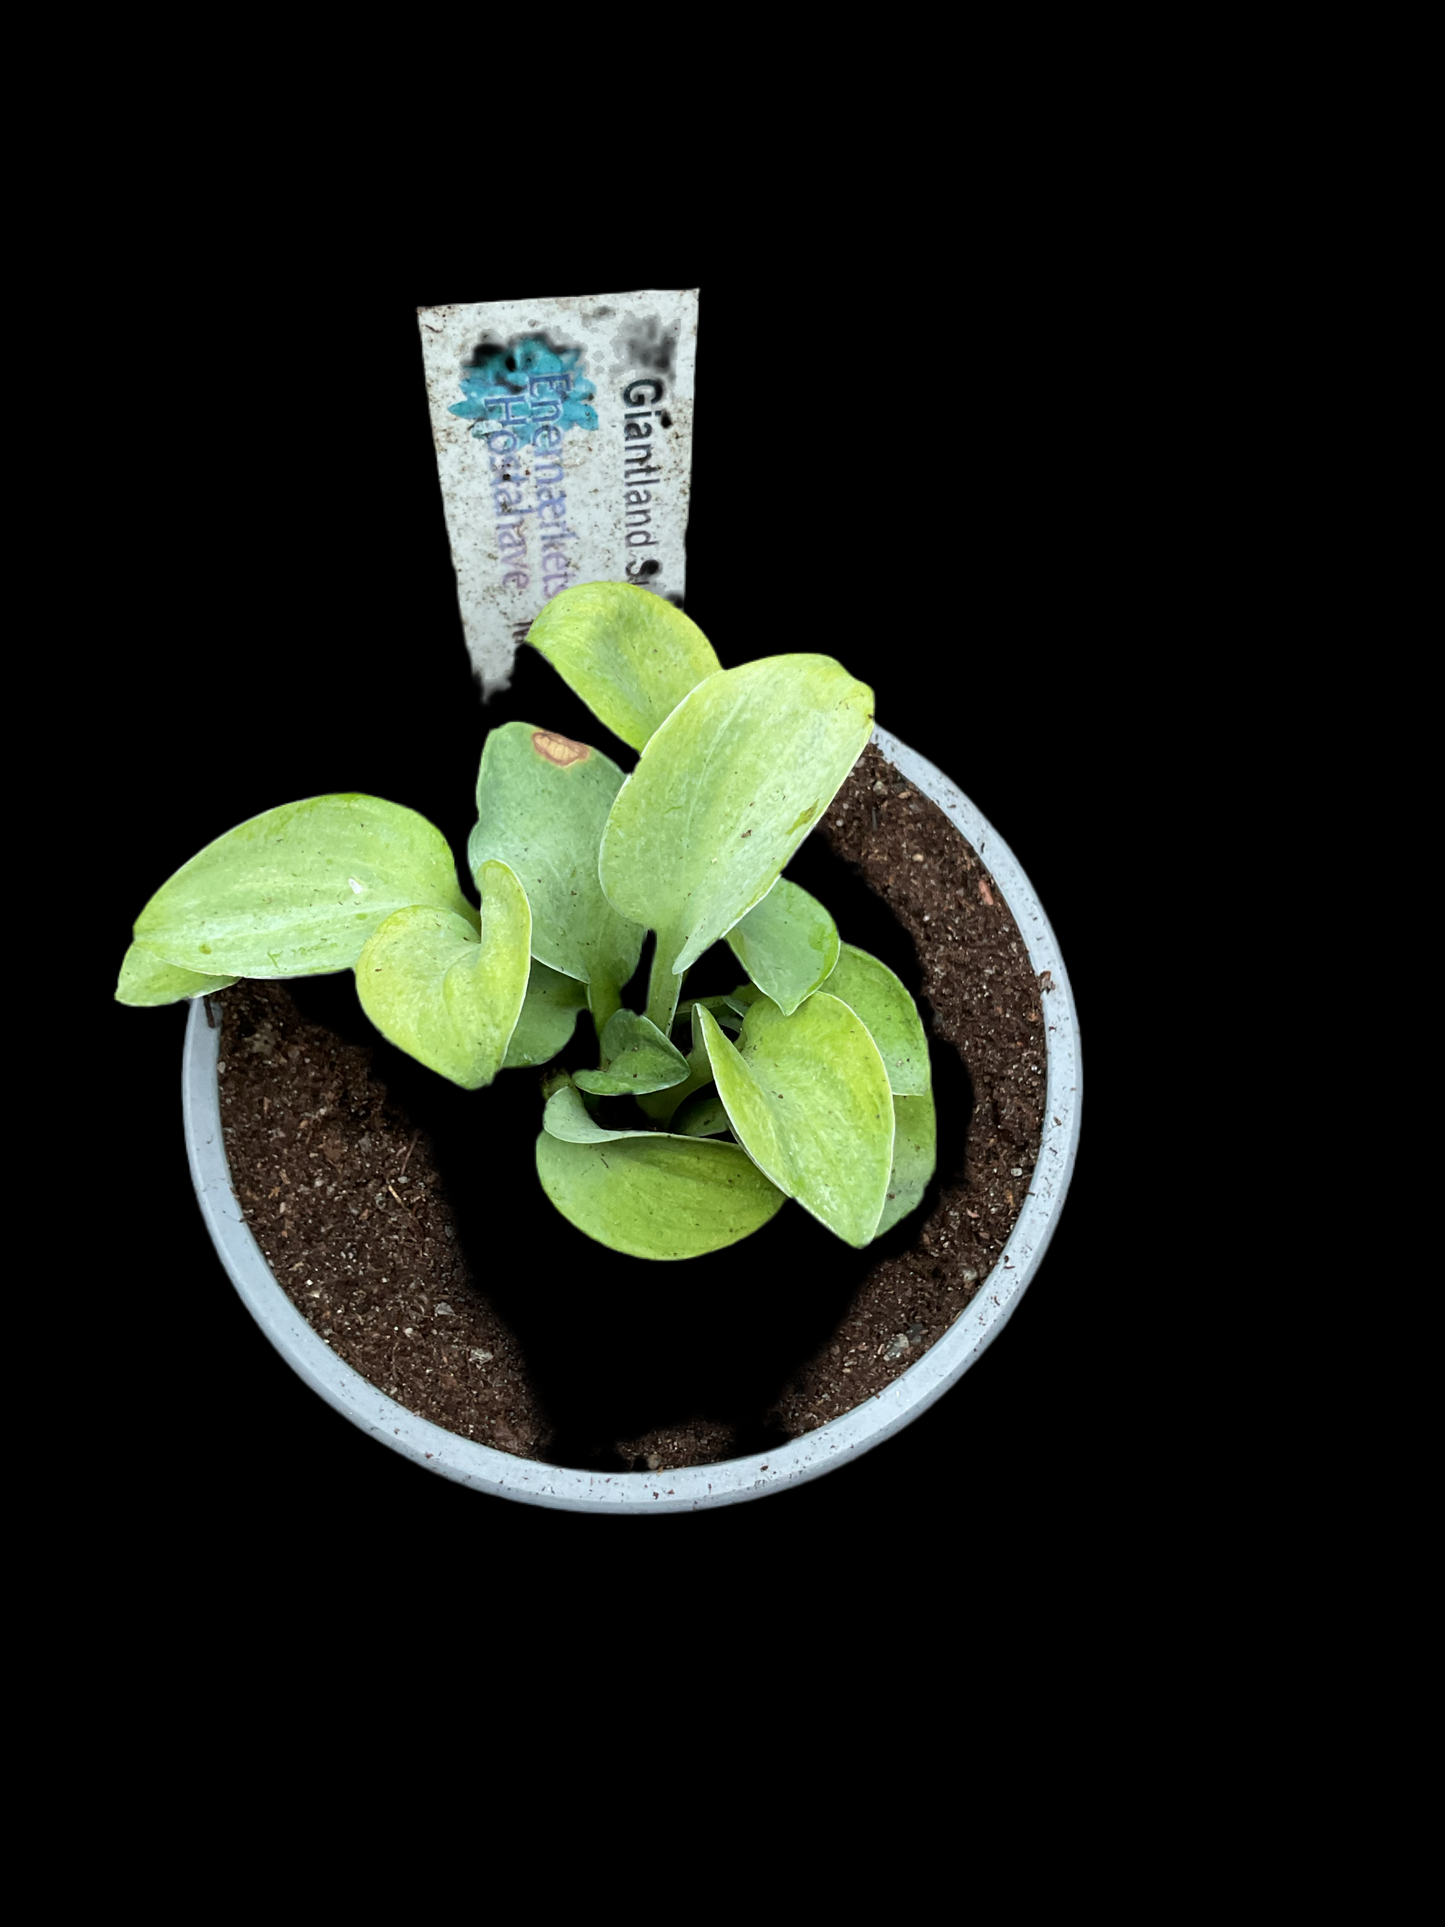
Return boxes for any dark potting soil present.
[212,742,1051,1474]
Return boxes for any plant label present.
[416,290,699,696]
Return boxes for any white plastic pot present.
[182,724,1082,1512]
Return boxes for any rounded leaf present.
[354,861,530,1089]
[116,941,237,1007]
[821,943,931,1096]
[134,794,476,980]
[502,959,589,1069]
[598,654,873,980]
[725,877,840,1015]
[542,1082,665,1144]
[697,994,894,1248]
[571,1009,691,1096]
[536,1130,786,1260]
[874,1091,937,1237]
[526,581,722,752]
[468,720,644,995]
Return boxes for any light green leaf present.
[875,1092,937,1237]
[467,721,644,998]
[725,877,840,1015]
[670,1088,732,1137]
[525,581,722,752]
[572,1009,690,1096]
[635,1005,716,1122]
[725,982,764,1018]
[676,995,743,1033]
[536,1130,786,1260]
[502,959,589,1069]
[116,941,237,1007]
[598,654,873,985]
[696,995,894,1249]
[821,944,931,1096]
[133,794,476,980]
[542,1082,665,1143]
[353,860,530,1089]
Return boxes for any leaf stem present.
[588,978,622,1065]
[645,934,683,1039]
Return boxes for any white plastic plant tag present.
[416,289,699,696]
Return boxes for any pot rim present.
[182,724,1082,1512]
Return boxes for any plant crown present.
[117,584,936,1258]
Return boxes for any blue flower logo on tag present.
[449,335,599,443]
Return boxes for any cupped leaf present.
[598,654,874,984]
[134,794,476,980]
[724,877,840,1015]
[696,994,894,1249]
[502,959,589,1069]
[821,943,931,1095]
[116,941,237,1007]
[525,581,722,752]
[875,1091,937,1237]
[572,1009,690,1096]
[536,1130,786,1260]
[353,860,530,1089]
[670,1088,732,1137]
[542,1081,664,1144]
[467,720,644,998]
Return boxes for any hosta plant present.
[116,584,936,1260]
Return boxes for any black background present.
[100,268,1122,1591]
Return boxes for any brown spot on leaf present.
[532,729,591,767]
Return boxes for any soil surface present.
[212,742,1050,1474]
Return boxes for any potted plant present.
[116,582,1080,1512]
